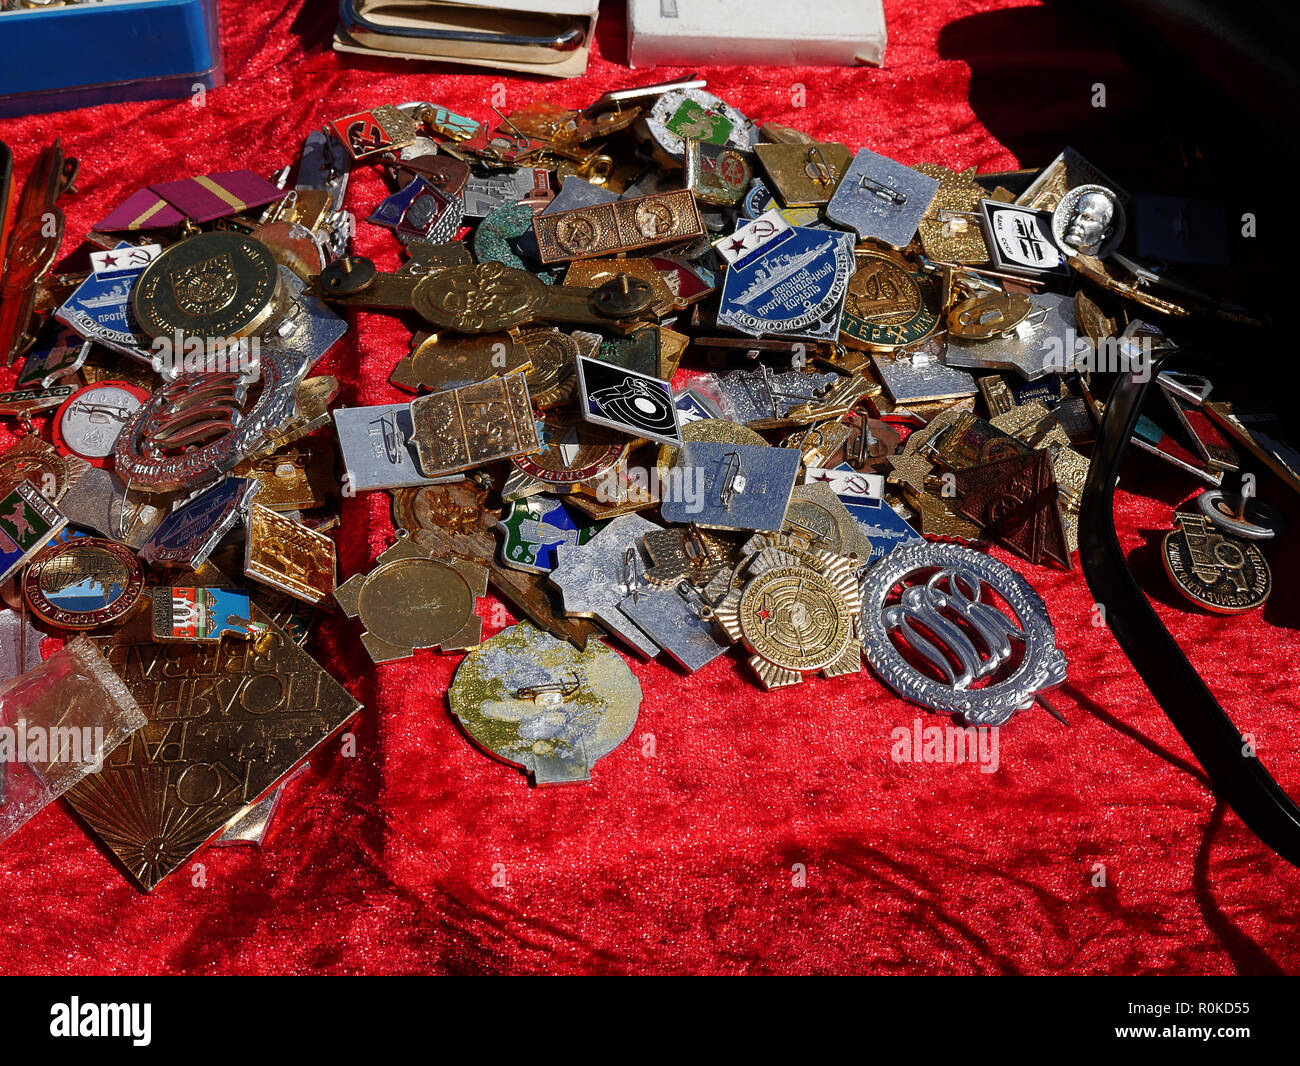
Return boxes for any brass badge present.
[131,231,283,341]
[391,483,602,650]
[334,531,488,662]
[915,163,990,263]
[754,141,851,207]
[408,371,540,477]
[66,608,361,891]
[532,190,705,263]
[1162,514,1271,614]
[839,250,939,352]
[392,330,530,393]
[244,504,337,604]
[712,544,863,689]
[953,449,1071,569]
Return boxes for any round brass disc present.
[357,557,474,649]
[738,565,854,673]
[131,231,282,340]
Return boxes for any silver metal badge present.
[548,513,662,658]
[660,441,801,532]
[859,541,1066,726]
[619,582,731,673]
[333,403,460,492]
[944,292,1086,380]
[826,148,939,248]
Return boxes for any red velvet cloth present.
[1,0,1298,976]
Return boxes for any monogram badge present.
[859,541,1066,725]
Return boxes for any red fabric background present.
[1,0,1298,976]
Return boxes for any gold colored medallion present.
[244,504,337,605]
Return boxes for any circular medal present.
[448,621,641,786]
[517,327,579,408]
[23,537,145,630]
[53,380,151,465]
[0,437,72,502]
[357,556,474,651]
[1162,515,1271,613]
[392,480,497,558]
[510,413,625,491]
[711,545,863,689]
[131,231,283,341]
[1050,183,1125,259]
[839,251,938,352]
[739,565,856,673]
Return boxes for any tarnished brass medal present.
[1163,514,1271,614]
[244,503,337,605]
[408,371,540,477]
[334,530,488,662]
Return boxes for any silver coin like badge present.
[859,541,1066,726]
[1050,183,1125,259]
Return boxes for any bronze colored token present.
[947,291,1032,340]
[393,480,497,560]
[839,252,938,352]
[359,557,474,650]
[1163,515,1271,614]
[23,537,145,630]
[251,220,325,281]
[412,262,547,332]
[407,331,529,392]
[244,504,337,605]
[0,436,74,501]
[131,231,283,341]
[518,327,579,408]
[409,371,540,477]
[334,531,488,661]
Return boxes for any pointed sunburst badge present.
[711,541,863,689]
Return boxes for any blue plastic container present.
[0,0,223,116]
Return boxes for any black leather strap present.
[1079,355,1300,866]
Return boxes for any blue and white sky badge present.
[843,497,922,563]
[674,386,722,425]
[717,220,854,342]
[55,242,156,361]
[140,477,259,569]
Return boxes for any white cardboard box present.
[627,0,887,69]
